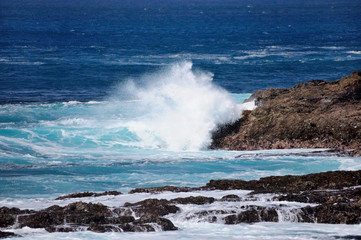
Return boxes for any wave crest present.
[109,61,241,151]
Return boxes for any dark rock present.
[300,203,361,224]
[187,210,231,223]
[0,231,19,238]
[45,226,76,233]
[19,210,64,229]
[170,196,215,205]
[0,207,33,228]
[273,187,361,205]
[221,195,241,201]
[129,185,194,194]
[0,212,15,228]
[136,214,178,231]
[123,199,180,217]
[18,202,113,230]
[203,170,361,193]
[211,71,361,156]
[56,191,122,200]
[12,200,179,233]
[110,215,135,224]
[121,223,156,232]
[62,202,112,225]
[224,206,278,224]
[88,223,122,233]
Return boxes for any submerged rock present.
[211,71,361,156]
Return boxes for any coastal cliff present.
[211,71,361,156]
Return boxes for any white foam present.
[108,61,241,151]
[346,50,361,55]
[5,222,361,240]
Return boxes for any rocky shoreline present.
[1,170,361,237]
[211,71,361,156]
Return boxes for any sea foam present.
[108,61,242,151]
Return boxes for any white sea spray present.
[107,61,242,151]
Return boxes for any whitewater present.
[1,62,361,239]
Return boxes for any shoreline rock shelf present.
[1,170,361,237]
[211,71,361,156]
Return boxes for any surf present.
[106,61,244,151]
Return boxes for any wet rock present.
[221,195,241,201]
[0,231,19,238]
[224,206,278,224]
[123,199,180,217]
[11,200,179,233]
[56,191,122,200]
[18,202,113,230]
[211,71,361,156]
[62,202,113,225]
[0,207,33,228]
[273,187,361,204]
[129,185,194,194]
[188,210,233,223]
[300,203,361,224]
[170,196,215,205]
[204,170,361,193]
[121,222,156,232]
[88,223,122,233]
[136,214,178,231]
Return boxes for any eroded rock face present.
[211,71,361,156]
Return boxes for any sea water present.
[1,0,361,239]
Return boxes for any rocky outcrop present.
[203,170,361,193]
[2,170,361,237]
[0,201,178,236]
[211,71,361,156]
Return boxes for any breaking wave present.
[108,61,242,151]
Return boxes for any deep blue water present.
[1,0,360,103]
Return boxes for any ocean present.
[1,0,361,239]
